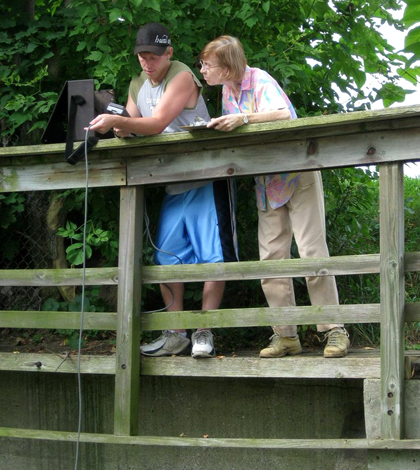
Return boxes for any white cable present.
[74,126,90,470]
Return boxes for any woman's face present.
[200,54,226,86]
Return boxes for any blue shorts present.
[154,180,238,265]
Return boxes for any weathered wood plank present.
[141,304,381,331]
[379,163,406,440]
[1,105,418,159]
[140,354,381,379]
[114,186,143,436]
[127,127,420,185]
[1,302,418,333]
[2,425,420,449]
[0,158,126,192]
[0,353,115,374]
[0,267,118,286]
[141,254,381,284]
[0,310,116,330]
[2,252,420,287]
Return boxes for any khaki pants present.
[258,171,343,336]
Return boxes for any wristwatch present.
[242,113,249,124]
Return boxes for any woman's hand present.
[207,114,245,132]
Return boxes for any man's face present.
[138,50,172,84]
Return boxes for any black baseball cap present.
[134,22,171,56]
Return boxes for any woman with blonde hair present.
[200,35,350,358]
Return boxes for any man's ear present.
[166,47,174,58]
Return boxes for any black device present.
[106,102,131,117]
[41,79,115,165]
[65,136,99,166]
[106,103,136,137]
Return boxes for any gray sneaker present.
[191,330,216,358]
[140,331,190,357]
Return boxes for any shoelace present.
[267,333,280,347]
[150,330,173,344]
[324,328,348,345]
[195,330,212,344]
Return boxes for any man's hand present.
[86,114,119,134]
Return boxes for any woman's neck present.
[226,81,242,101]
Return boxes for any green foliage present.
[0,0,415,145]
[323,167,379,256]
[55,187,120,267]
[399,0,420,88]
[41,287,109,347]
[0,192,25,229]
[0,192,25,261]
[57,220,118,266]
[2,1,420,350]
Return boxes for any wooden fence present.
[1,105,420,449]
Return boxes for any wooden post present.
[114,186,144,435]
[379,162,405,439]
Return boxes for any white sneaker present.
[191,330,216,358]
[140,331,190,357]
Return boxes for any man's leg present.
[190,280,226,359]
[141,193,192,357]
[185,182,237,358]
[202,280,225,310]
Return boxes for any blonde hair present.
[201,36,247,82]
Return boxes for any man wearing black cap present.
[89,22,207,136]
[89,23,238,359]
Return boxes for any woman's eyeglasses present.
[199,60,221,71]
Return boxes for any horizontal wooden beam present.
[127,127,420,185]
[0,353,115,374]
[0,267,118,286]
[2,105,418,159]
[2,106,420,192]
[141,254,382,284]
[0,349,417,379]
[2,302,420,332]
[2,252,419,287]
[0,157,126,192]
[140,352,381,379]
[0,310,116,329]
[141,304,381,330]
[1,425,420,449]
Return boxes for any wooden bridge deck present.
[1,348,419,380]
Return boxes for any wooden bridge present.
[1,105,420,468]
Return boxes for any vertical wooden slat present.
[114,186,144,435]
[379,162,405,439]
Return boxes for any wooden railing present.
[1,105,420,446]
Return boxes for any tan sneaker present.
[260,334,303,358]
[323,327,350,358]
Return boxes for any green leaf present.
[405,26,420,56]
[26,43,38,53]
[86,50,103,61]
[262,1,270,14]
[69,295,91,312]
[109,8,123,23]
[42,298,60,311]
[403,2,420,28]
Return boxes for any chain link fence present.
[1,191,57,311]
